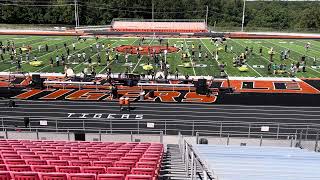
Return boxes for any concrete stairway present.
[159,144,191,180]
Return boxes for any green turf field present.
[1,35,320,78]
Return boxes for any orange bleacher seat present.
[40,172,68,180]
[68,173,96,180]
[31,165,56,173]
[4,159,26,165]
[69,160,91,166]
[92,161,113,168]
[0,171,11,180]
[26,160,47,165]
[81,166,106,174]
[56,166,81,173]
[107,167,130,175]
[125,174,153,180]
[114,161,136,168]
[11,172,40,180]
[47,160,69,166]
[97,174,125,180]
[131,168,155,177]
[7,165,32,172]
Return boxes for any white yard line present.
[229,40,263,77]
[4,39,81,72]
[131,37,155,73]
[200,38,229,76]
[184,38,196,76]
[0,37,66,63]
[72,39,119,72]
[263,40,320,75]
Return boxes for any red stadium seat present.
[120,156,139,162]
[0,165,7,171]
[125,153,142,158]
[18,151,36,155]
[47,160,69,166]
[1,150,18,155]
[125,174,153,180]
[39,173,68,180]
[40,156,59,160]
[88,153,106,157]
[92,161,113,168]
[4,159,26,165]
[60,156,79,161]
[81,166,106,174]
[70,152,88,156]
[56,166,81,173]
[21,155,41,160]
[101,157,120,162]
[131,168,155,176]
[114,161,136,168]
[69,160,91,166]
[31,165,56,173]
[26,160,47,165]
[36,152,53,156]
[139,158,159,163]
[108,153,125,158]
[53,152,70,156]
[7,165,32,172]
[0,171,11,180]
[68,173,96,180]
[80,157,100,161]
[135,162,157,169]
[142,154,160,159]
[106,167,130,175]
[11,172,40,180]
[2,154,21,159]
[97,174,125,180]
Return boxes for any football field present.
[1,35,320,78]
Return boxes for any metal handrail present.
[1,115,320,140]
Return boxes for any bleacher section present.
[112,20,207,33]
[0,140,163,180]
[193,145,320,180]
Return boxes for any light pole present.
[74,0,78,27]
[241,0,246,32]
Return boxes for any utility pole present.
[205,5,209,27]
[74,0,78,27]
[241,0,246,32]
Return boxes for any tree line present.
[0,0,319,31]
